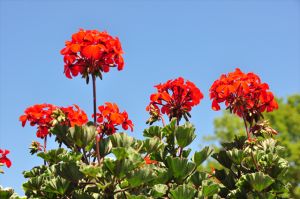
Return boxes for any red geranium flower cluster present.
[20,104,57,138]
[60,105,88,127]
[61,29,124,80]
[209,68,278,120]
[147,77,203,122]
[0,149,11,168]
[20,104,88,138]
[93,102,133,136]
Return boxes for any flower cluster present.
[60,105,88,127]
[61,29,124,81]
[19,104,57,138]
[147,77,203,122]
[209,68,278,121]
[0,149,11,169]
[93,102,133,136]
[20,104,88,138]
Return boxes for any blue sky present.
[0,0,299,195]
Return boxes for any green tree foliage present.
[206,94,300,198]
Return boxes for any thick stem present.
[44,136,47,152]
[242,117,251,140]
[82,148,89,164]
[43,136,47,165]
[93,75,101,165]
[178,147,183,158]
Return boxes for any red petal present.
[70,44,81,53]
[81,45,102,59]
[212,100,220,111]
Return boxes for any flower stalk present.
[92,75,102,165]
[242,115,260,171]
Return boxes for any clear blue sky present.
[0,0,299,195]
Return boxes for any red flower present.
[60,104,88,127]
[147,77,203,122]
[19,104,57,138]
[144,155,158,165]
[0,149,12,168]
[93,102,133,136]
[20,104,88,138]
[209,68,278,121]
[61,29,124,81]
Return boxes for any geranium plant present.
[0,29,291,199]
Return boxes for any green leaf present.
[151,184,168,197]
[175,122,196,148]
[51,124,73,147]
[112,147,143,163]
[37,149,82,165]
[182,148,192,158]
[37,148,66,164]
[23,165,47,178]
[153,168,171,184]
[127,166,156,187]
[226,148,245,164]
[193,146,213,166]
[169,184,196,199]
[52,161,84,182]
[112,147,129,160]
[162,118,177,136]
[201,181,219,197]
[221,136,247,150]
[106,155,142,179]
[44,176,70,195]
[237,172,275,192]
[72,190,95,199]
[128,195,148,199]
[212,150,232,169]
[104,158,115,175]
[80,164,102,178]
[143,126,163,139]
[110,133,134,148]
[143,137,164,153]
[68,125,96,148]
[98,137,112,157]
[0,186,14,199]
[166,157,196,183]
[190,171,209,187]
[22,176,45,194]
[214,169,236,190]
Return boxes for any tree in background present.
[205,94,300,198]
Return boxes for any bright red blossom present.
[20,104,88,138]
[0,149,12,168]
[61,29,124,80]
[60,105,88,127]
[19,104,57,138]
[93,102,133,136]
[209,68,278,120]
[144,155,158,165]
[147,77,203,121]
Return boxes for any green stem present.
[242,115,260,171]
